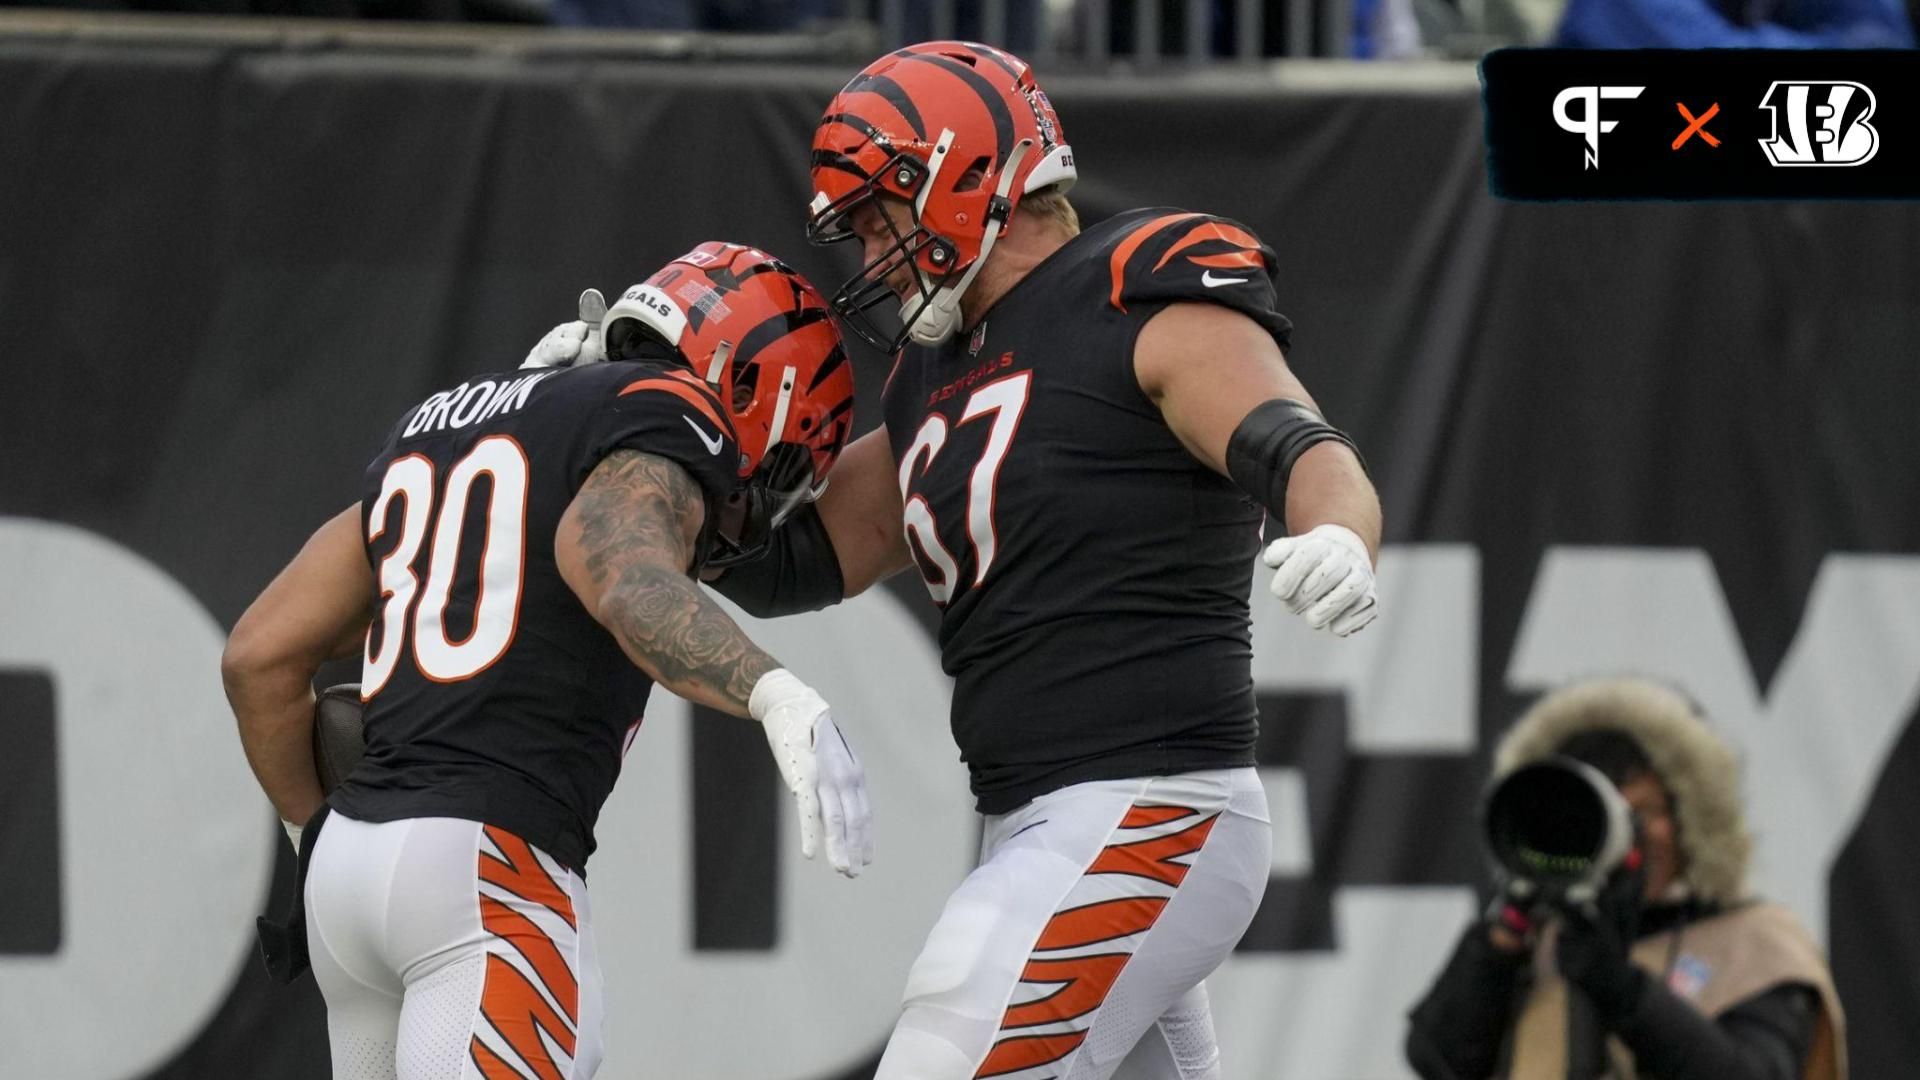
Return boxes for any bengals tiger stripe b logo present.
[1758,81,1880,167]
[471,826,584,1080]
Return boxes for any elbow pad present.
[708,501,845,618]
[1224,398,1366,518]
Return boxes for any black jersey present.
[883,208,1295,814]
[328,360,740,873]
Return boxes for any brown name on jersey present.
[403,371,555,439]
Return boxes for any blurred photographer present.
[1405,678,1847,1080]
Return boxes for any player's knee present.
[1158,1006,1221,1080]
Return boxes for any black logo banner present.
[1483,49,1920,199]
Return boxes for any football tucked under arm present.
[312,683,367,794]
[223,503,374,838]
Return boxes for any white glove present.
[749,669,873,877]
[519,289,611,370]
[1262,523,1379,637]
[521,319,602,370]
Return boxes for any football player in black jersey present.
[222,243,866,1080]
[771,42,1379,1080]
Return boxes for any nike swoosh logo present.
[682,414,724,455]
[1201,270,1249,288]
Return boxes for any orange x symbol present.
[1673,102,1721,149]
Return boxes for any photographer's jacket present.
[1510,901,1844,1080]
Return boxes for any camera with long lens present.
[1481,756,1635,906]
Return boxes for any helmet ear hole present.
[731,364,757,413]
[605,316,679,363]
[955,158,992,193]
[604,318,641,359]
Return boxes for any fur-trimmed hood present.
[1493,678,1751,905]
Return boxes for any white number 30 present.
[362,434,530,695]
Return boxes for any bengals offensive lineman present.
[534,44,1384,1078]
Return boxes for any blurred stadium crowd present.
[10,0,1914,58]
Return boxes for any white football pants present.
[876,768,1272,1080]
[305,814,605,1080]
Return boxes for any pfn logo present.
[1553,86,1646,170]
[1759,81,1880,167]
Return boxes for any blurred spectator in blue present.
[1555,0,1915,46]
[1355,0,1424,56]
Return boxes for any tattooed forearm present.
[568,449,780,715]
[603,566,780,711]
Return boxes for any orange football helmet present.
[806,41,1075,353]
[601,242,854,566]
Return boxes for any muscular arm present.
[1136,301,1382,559]
[556,449,782,716]
[222,504,373,826]
[815,426,913,597]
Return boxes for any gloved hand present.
[521,320,603,370]
[1555,851,1649,1018]
[749,669,873,878]
[520,289,610,370]
[1262,523,1379,636]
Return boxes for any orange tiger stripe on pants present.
[976,1031,1091,1078]
[1085,812,1219,887]
[472,825,581,1080]
[473,952,576,1080]
[479,892,581,1025]
[481,825,578,930]
[470,1036,531,1080]
[1001,953,1132,1028]
[972,803,1217,1077]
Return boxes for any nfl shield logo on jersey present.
[968,320,989,356]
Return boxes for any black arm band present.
[1224,398,1366,517]
[708,501,845,617]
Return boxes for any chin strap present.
[903,138,1034,347]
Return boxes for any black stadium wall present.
[2,25,1918,1079]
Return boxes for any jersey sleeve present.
[578,366,742,506]
[1107,211,1294,350]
